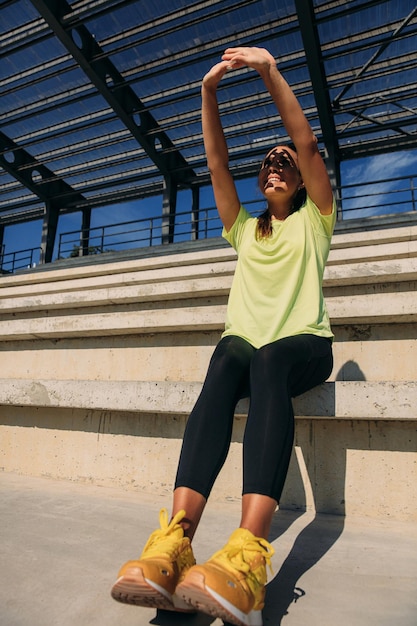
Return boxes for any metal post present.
[0,226,4,268]
[191,186,200,241]
[81,207,91,255]
[40,201,59,264]
[161,175,178,245]
[411,176,416,212]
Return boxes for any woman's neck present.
[268,202,291,221]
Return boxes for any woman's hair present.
[256,143,306,240]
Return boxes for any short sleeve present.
[305,195,337,239]
[222,205,253,252]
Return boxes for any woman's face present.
[258,146,302,198]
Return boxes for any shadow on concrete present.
[336,359,366,381]
[261,360,367,624]
[264,512,345,624]
[151,609,216,625]
[151,609,241,626]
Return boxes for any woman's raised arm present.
[201,61,241,231]
[222,47,333,215]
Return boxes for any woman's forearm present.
[259,62,315,149]
[201,85,229,171]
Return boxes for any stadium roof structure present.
[1,0,416,262]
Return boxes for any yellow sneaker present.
[111,508,196,612]
[176,527,274,626]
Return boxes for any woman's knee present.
[250,338,292,375]
[210,335,254,372]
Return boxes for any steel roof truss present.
[29,0,195,185]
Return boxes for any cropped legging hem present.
[174,333,333,503]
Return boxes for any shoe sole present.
[177,569,263,626]
[111,568,195,613]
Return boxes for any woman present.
[111,46,336,626]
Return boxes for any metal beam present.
[29,0,195,186]
[0,129,88,207]
[0,129,90,262]
[0,207,45,224]
[294,0,341,190]
[332,6,417,108]
[339,135,417,160]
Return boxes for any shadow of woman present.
[263,510,345,624]
[261,360,366,623]
[150,609,216,625]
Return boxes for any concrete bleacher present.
[0,213,416,521]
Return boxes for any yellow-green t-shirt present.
[221,196,336,349]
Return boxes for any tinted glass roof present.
[1,0,416,227]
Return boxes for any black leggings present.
[174,334,333,503]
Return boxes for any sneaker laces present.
[211,531,274,585]
[141,508,187,560]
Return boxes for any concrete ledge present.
[2,210,417,280]
[0,287,416,340]
[1,244,417,302]
[0,378,415,420]
[0,227,416,341]
[1,257,417,313]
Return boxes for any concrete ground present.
[1,472,416,626]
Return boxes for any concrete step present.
[0,226,416,341]
[0,378,416,420]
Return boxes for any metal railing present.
[1,173,416,274]
[0,246,40,274]
[339,173,416,219]
[56,207,226,260]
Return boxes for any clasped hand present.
[202,46,276,90]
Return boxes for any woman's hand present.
[202,60,231,91]
[221,47,276,74]
[202,48,275,91]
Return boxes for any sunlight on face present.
[260,147,300,173]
